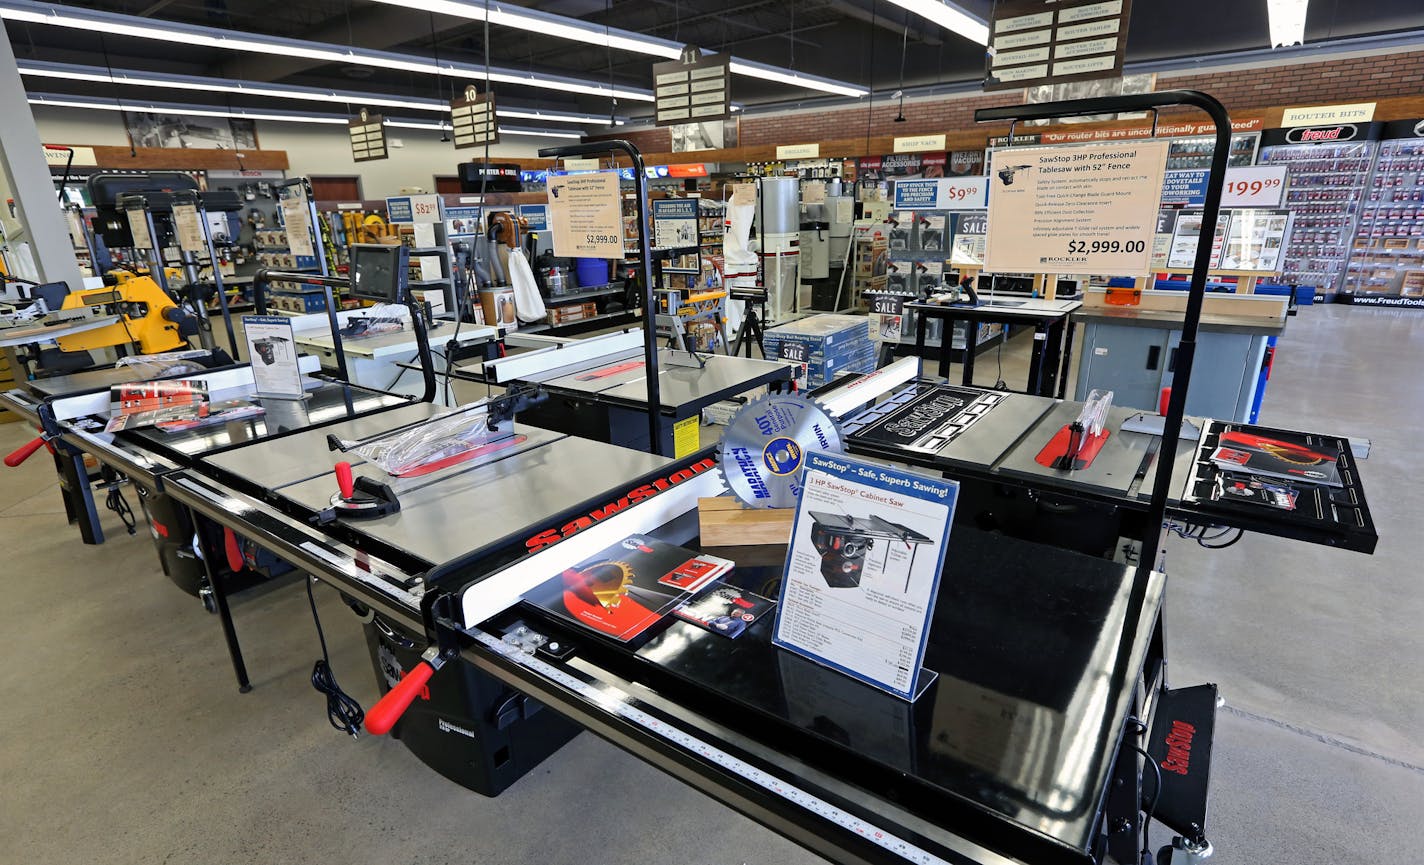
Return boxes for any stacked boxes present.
[762,314,877,388]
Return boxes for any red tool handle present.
[335,461,355,500]
[365,661,436,735]
[5,436,46,467]
[1158,387,1172,417]
[223,527,245,574]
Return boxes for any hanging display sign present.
[1281,102,1376,127]
[171,203,208,254]
[985,0,1134,91]
[243,315,305,398]
[949,150,985,176]
[124,207,154,252]
[984,140,1169,276]
[450,89,498,148]
[894,134,947,153]
[547,172,624,258]
[666,163,709,178]
[777,143,820,160]
[42,145,97,167]
[950,212,988,266]
[994,118,1264,149]
[892,177,989,210]
[386,194,441,224]
[348,111,388,162]
[652,198,698,249]
[773,452,957,701]
[856,152,947,182]
[653,49,731,126]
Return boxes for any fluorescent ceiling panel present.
[0,0,652,101]
[882,0,990,45]
[366,0,869,97]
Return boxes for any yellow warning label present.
[673,415,700,458]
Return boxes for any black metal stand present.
[536,140,664,456]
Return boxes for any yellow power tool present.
[55,272,193,354]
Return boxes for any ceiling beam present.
[138,0,181,17]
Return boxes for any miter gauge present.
[718,392,843,509]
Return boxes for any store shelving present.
[1344,136,1424,297]
[1166,132,1261,171]
[1258,140,1377,298]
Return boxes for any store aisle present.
[1,305,1421,865]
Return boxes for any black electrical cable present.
[104,485,136,535]
[305,577,365,738]
[1133,744,1163,864]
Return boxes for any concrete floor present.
[2,304,1421,864]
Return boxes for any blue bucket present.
[575,257,610,288]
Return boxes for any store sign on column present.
[984,140,1168,275]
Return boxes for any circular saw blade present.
[718,392,842,509]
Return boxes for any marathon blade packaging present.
[673,583,775,639]
[523,535,733,642]
[719,392,844,509]
[1210,429,1342,487]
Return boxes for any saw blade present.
[718,392,843,509]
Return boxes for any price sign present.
[893,177,989,211]
[1220,166,1288,208]
[985,141,1168,276]
[869,294,905,315]
[172,203,207,254]
[547,171,625,259]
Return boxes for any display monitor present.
[349,243,409,303]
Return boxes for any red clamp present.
[365,646,445,736]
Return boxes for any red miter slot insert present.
[1035,425,1112,470]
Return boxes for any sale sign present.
[1220,166,1288,208]
[892,177,989,210]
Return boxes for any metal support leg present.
[57,443,104,544]
[960,319,976,387]
[1026,323,1049,395]
[195,525,252,693]
[1057,320,1078,400]
[914,309,928,379]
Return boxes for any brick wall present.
[600,48,1424,154]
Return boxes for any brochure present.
[673,583,775,639]
[773,452,957,701]
[104,380,210,432]
[155,399,266,433]
[1210,430,1341,487]
[523,535,732,642]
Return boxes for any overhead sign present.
[985,0,1134,91]
[348,112,388,162]
[1281,102,1376,127]
[547,171,624,258]
[667,163,709,178]
[42,145,97,167]
[450,89,498,149]
[562,157,600,171]
[894,134,947,153]
[1161,165,1289,208]
[1261,122,1383,147]
[984,140,1169,276]
[892,177,989,210]
[653,48,731,126]
[777,143,821,160]
[386,194,441,224]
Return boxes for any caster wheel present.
[199,587,217,614]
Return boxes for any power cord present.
[305,576,365,738]
[1133,744,1163,865]
[104,484,136,535]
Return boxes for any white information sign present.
[242,315,305,397]
[984,140,1169,276]
[279,195,316,259]
[125,209,154,251]
[773,452,957,701]
[547,172,625,258]
[172,203,207,254]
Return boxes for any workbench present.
[909,298,1081,397]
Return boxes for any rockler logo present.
[524,457,718,551]
[438,718,477,739]
[1287,125,1356,144]
[1160,719,1197,776]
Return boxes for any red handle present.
[1158,387,1171,417]
[365,661,436,735]
[335,461,355,499]
[5,436,46,467]
[223,527,245,574]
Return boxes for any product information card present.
[773,452,957,700]
[242,315,305,398]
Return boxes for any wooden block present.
[699,497,796,548]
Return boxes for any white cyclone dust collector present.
[757,176,800,322]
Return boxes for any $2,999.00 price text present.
[1067,239,1146,255]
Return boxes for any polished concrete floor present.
[2,304,1421,864]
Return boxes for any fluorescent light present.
[18,61,616,124]
[367,0,868,98]
[498,127,584,139]
[1267,0,1309,47]
[882,0,990,45]
[0,0,652,101]
[26,95,349,124]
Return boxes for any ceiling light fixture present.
[0,0,652,101]
[1267,0,1309,48]
[366,0,868,97]
[26,93,586,138]
[17,60,621,124]
[881,0,990,46]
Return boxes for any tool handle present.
[335,461,355,499]
[365,661,435,735]
[5,436,46,467]
[1159,387,1172,416]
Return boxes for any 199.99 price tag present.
[1220,166,1289,208]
